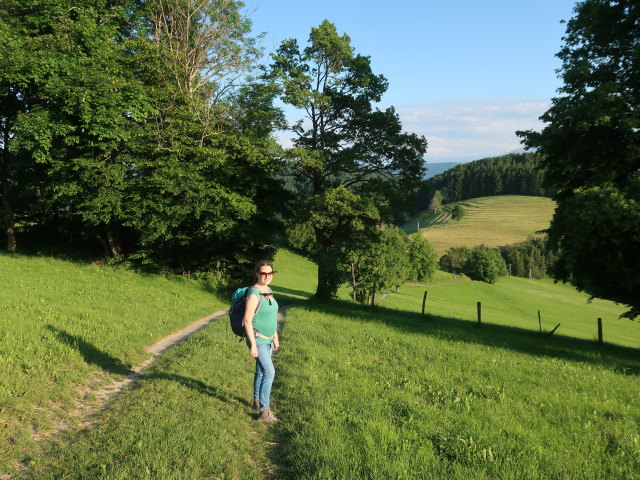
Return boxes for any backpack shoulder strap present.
[246,286,263,314]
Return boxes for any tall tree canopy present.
[519,0,640,319]
[269,20,427,298]
[0,0,286,275]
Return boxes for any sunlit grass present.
[0,253,226,476]
[273,301,640,479]
[402,196,556,256]
[4,248,640,479]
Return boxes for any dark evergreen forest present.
[413,153,553,212]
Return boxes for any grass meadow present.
[402,196,556,255]
[2,248,639,479]
[0,253,227,476]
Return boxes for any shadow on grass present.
[46,325,133,376]
[287,298,640,376]
[141,371,250,407]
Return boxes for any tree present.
[344,225,411,303]
[451,204,465,221]
[428,189,443,213]
[269,20,427,298]
[439,246,471,274]
[406,233,437,282]
[1,0,147,256]
[125,0,285,274]
[463,246,508,284]
[304,186,380,298]
[518,0,640,319]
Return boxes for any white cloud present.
[397,98,550,162]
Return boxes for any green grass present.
[273,301,640,479]
[0,253,227,476]
[402,196,556,256]
[377,276,639,350]
[3,249,640,479]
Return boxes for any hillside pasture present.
[0,253,227,476]
[3,249,639,479]
[402,196,556,256]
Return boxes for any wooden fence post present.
[477,301,482,326]
[422,291,428,319]
[597,318,603,344]
[538,310,542,333]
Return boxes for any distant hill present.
[425,152,552,204]
[401,195,556,256]
[424,162,460,179]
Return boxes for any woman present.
[244,260,280,423]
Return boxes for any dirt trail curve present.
[94,305,291,405]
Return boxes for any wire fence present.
[418,290,618,346]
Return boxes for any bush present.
[451,205,465,220]
[406,234,437,282]
[463,247,508,284]
[439,246,472,273]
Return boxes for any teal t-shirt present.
[247,287,278,344]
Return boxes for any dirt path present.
[82,305,291,415]
[90,309,230,405]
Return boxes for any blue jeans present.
[253,342,275,411]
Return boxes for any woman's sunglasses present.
[258,271,276,277]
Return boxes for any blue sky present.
[245,0,578,164]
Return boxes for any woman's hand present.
[250,345,258,358]
[272,340,279,351]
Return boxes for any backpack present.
[229,286,263,339]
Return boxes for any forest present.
[416,153,553,211]
[1,0,638,318]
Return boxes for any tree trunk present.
[371,283,376,307]
[1,182,16,253]
[96,235,111,259]
[350,261,357,302]
[1,122,17,253]
[106,229,121,257]
[315,260,332,299]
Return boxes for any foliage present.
[0,0,286,275]
[268,20,427,298]
[439,246,472,273]
[418,153,550,209]
[344,226,412,303]
[406,233,438,282]
[499,236,556,279]
[428,189,443,213]
[451,204,465,221]
[303,186,380,298]
[463,246,508,284]
[518,0,640,319]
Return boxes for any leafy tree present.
[499,236,555,279]
[406,233,437,282]
[1,0,148,256]
[428,190,443,213]
[304,186,380,298]
[518,0,640,319]
[345,226,411,303]
[463,246,508,284]
[451,205,465,221]
[269,20,427,298]
[439,246,472,274]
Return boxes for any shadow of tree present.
[140,371,249,407]
[285,298,640,375]
[45,325,132,376]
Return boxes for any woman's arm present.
[272,330,279,351]
[244,292,259,358]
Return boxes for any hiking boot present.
[258,408,279,423]
[252,399,260,410]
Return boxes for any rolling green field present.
[2,249,639,479]
[402,196,556,256]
